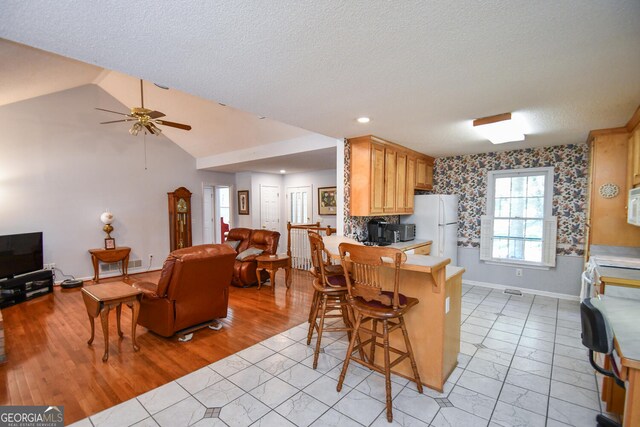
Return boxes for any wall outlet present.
[44,263,56,270]
[516,268,523,277]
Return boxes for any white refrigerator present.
[401,195,459,265]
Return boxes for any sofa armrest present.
[133,281,162,299]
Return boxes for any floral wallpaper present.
[343,140,399,240]
[421,144,589,256]
[344,141,589,256]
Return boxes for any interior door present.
[287,186,312,224]
[260,185,280,231]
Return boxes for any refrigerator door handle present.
[439,225,445,256]
[439,197,445,226]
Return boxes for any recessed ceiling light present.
[357,117,370,124]
[472,112,525,144]
[280,169,286,174]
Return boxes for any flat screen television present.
[0,232,44,279]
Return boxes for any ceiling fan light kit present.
[472,112,525,144]
[96,79,192,136]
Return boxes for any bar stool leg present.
[307,293,321,345]
[308,290,320,324]
[340,296,353,341]
[369,319,378,364]
[337,311,363,392]
[313,296,328,369]
[383,320,393,422]
[400,316,423,393]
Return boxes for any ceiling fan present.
[96,79,192,136]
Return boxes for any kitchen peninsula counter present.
[323,234,464,391]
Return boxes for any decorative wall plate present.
[599,183,619,199]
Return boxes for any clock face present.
[177,198,188,213]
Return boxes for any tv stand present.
[0,270,53,308]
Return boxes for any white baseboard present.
[463,279,579,301]
[52,266,160,285]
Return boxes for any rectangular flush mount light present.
[473,112,525,144]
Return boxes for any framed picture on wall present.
[318,187,337,215]
[238,190,250,215]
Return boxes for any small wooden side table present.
[256,254,291,291]
[81,282,142,362]
[88,247,131,283]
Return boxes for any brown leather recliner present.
[226,228,280,287]
[132,244,236,337]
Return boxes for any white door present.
[287,186,312,224]
[217,186,231,243]
[203,186,214,243]
[260,185,280,231]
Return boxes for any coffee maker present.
[367,218,391,246]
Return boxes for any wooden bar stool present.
[337,243,423,423]
[306,231,354,369]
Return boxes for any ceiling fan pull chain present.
[144,133,148,170]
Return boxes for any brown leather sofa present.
[226,228,281,287]
[132,244,236,337]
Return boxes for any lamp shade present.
[100,211,114,225]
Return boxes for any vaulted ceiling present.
[1,1,639,162]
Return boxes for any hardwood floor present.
[0,269,314,425]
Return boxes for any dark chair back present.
[580,298,614,355]
[580,297,624,393]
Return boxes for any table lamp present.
[100,211,114,238]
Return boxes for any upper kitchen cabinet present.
[349,135,435,216]
[587,105,640,248]
[415,156,434,190]
[628,122,640,189]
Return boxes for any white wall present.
[458,248,584,298]
[283,169,337,228]
[0,84,235,280]
[234,172,253,228]
[230,169,338,254]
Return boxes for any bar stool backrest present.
[339,243,407,309]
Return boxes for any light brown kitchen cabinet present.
[405,155,416,212]
[384,147,397,212]
[629,125,640,189]
[349,135,435,216]
[586,104,640,250]
[416,156,434,190]
[394,150,407,212]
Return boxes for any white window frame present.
[480,167,557,268]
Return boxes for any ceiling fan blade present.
[148,110,166,119]
[144,124,154,134]
[156,120,192,131]
[100,119,137,124]
[95,107,129,116]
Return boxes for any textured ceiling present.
[1,1,640,158]
[0,38,326,172]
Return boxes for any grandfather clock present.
[168,187,192,251]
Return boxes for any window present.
[480,167,556,267]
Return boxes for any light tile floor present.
[69,284,616,427]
